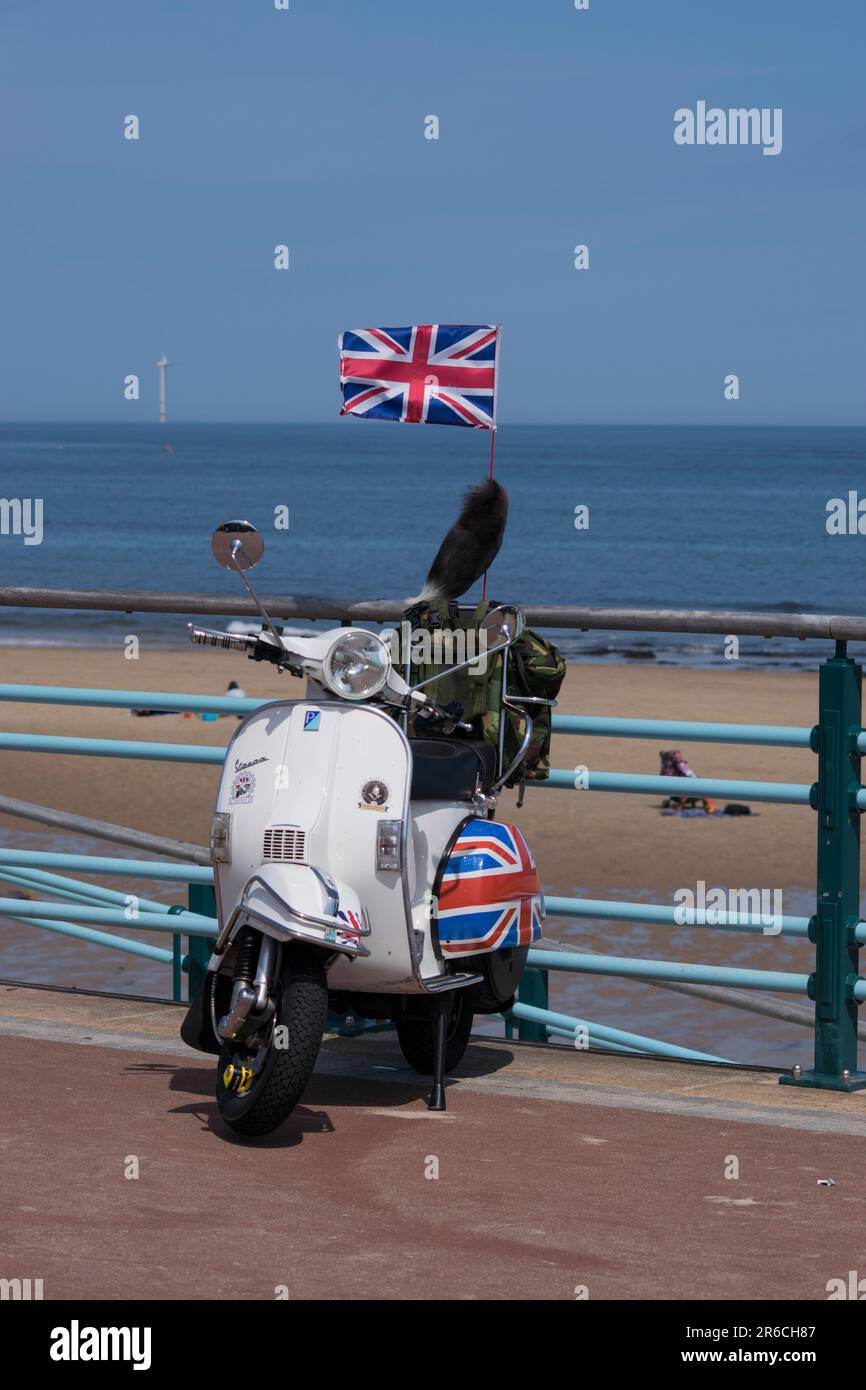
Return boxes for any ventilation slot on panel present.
[262,826,307,863]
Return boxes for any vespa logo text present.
[234,756,268,772]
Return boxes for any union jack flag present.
[436,819,543,955]
[338,324,500,429]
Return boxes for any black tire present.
[395,990,474,1075]
[216,946,327,1137]
[464,945,529,1014]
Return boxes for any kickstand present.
[427,995,447,1112]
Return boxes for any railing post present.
[186,882,217,1002]
[171,931,182,1002]
[516,966,549,1043]
[781,642,866,1092]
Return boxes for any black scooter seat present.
[409,737,497,801]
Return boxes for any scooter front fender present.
[208,862,370,969]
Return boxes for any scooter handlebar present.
[413,695,473,735]
[188,625,258,653]
[188,625,288,668]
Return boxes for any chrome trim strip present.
[492,709,535,793]
[423,971,484,993]
[496,646,509,780]
[243,873,371,937]
[310,866,339,917]
[228,902,370,959]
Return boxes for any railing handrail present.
[0,792,212,863]
[0,685,817,748]
[2,586,866,641]
[553,714,815,748]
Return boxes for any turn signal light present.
[211,812,232,864]
[376,819,402,871]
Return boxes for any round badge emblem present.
[361,779,389,806]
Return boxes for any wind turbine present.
[155,354,172,424]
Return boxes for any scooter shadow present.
[304,1035,517,1111]
[163,1065,457,1145]
[129,1037,516,1147]
[196,1101,334,1148]
[122,1062,332,1147]
[317,1034,516,1083]
[186,1073,464,1147]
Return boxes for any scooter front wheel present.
[216,946,327,1137]
[395,989,474,1075]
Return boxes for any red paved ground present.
[1,1035,863,1300]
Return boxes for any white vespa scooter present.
[181,520,545,1136]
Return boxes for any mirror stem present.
[406,635,510,695]
[229,552,284,649]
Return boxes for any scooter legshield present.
[435,819,544,957]
[212,700,418,990]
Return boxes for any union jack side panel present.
[338,324,500,429]
[436,819,543,956]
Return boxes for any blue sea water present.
[0,422,864,666]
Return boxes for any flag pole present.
[481,324,501,599]
[481,425,496,599]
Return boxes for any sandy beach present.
[0,646,819,886]
[0,647,822,1065]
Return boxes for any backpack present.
[479,626,566,804]
[403,600,503,727]
[404,602,565,805]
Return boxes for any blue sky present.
[1,0,863,424]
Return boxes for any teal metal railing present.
[0,636,863,1089]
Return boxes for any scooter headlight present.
[323,630,391,701]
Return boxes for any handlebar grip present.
[189,626,255,652]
